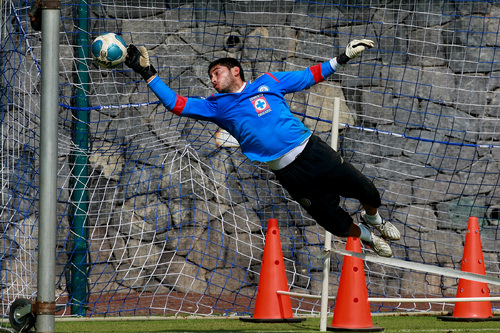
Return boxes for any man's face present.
[209,64,239,93]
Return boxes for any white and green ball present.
[91,33,127,69]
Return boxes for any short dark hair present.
[208,58,245,82]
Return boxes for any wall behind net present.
[1,0,499,320]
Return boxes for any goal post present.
[38,2,61,332]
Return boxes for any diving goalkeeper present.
[125,39,400,257]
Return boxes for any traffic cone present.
[328,237,384,332]
[439,216,500,322]
[240,219,305,323]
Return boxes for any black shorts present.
[272,134,381,237]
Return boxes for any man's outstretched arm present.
[276,39,375,93]
[125,44,187,115]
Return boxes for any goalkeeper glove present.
[337,39,374,65]
[125,44,157,81]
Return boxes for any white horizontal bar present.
[276,290,500,303]
[330,248,500,286]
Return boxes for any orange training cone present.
[328,237,383,332]
[439,217,499,322]
[240,219,305,323]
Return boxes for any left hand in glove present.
[337,39,374,64]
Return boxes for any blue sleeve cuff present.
[321,58,338,79]
[148,76,177,110]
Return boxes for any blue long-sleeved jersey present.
[148,61,336,162]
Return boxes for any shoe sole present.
[360,211,401,241]
[363,234,393,257]
[373,221,401,241]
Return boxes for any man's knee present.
[362,183,381,208]
[318,206,353,237]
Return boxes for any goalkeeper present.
[125,39,400,257]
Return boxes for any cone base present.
[437,315,500,322]
[239,317,306,323]
[327,325,384,332]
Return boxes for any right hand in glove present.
[337,39,374,64]
[125,44,157,81]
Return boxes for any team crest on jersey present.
[258,85,270,92]
[250,94,271,116]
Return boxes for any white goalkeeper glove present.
[125,44,157,81]
[337,39,374,64]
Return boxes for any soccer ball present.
[91,33,128,69]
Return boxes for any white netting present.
[1,0,499,322]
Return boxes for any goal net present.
[1,0,499,320]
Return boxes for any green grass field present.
[51,315,500,332]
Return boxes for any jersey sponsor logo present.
[250,94,271,116]
[258,85,270,92]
